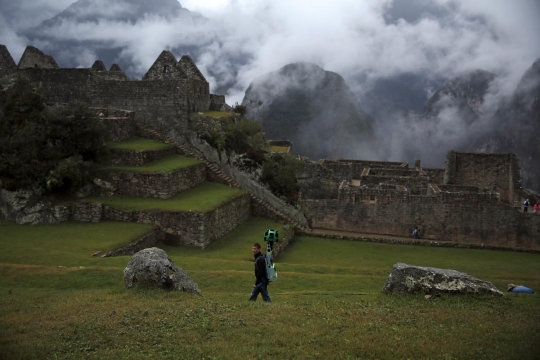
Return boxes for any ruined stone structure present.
[0,45,226,140]
[1,44,537,250]
[299,152,540,249]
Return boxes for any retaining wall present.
[107,163,206,199]
[301,186,540,249]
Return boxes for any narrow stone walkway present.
[136,121,311,232]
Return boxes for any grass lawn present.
[0,217,539,359]
[267,145,290,153]
[86,182,246,213]
[105,137,175,151]
[189,111,234,118]
[99,154,203,173]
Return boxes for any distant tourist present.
[534,202,540,215]
[248,243,271,302]
[412,227,420,239]
[507,284,535,294]
[523,199,530,212]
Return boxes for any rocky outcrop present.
[0,188,69,224]
[421,69,496,123]
[123,247,201,294]
[242,62,375,160]
[382,262,503,296]
[472,57,540,192]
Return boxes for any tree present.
[0,78,106,193]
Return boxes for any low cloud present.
[1,0,538,165]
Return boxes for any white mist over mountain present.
[1,0,539,170]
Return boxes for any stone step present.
[106,137,176,166]
[132,126,312,232]
[81,182,250,248]
[98,155,206,199]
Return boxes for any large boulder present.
[382,262,503,296]
[123,247,201,294]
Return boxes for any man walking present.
[249,243,271,302]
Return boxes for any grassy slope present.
[105,137,175,151]
[99,154,203,173]
[189,111,233,118]
[86,182,245,213]
[0,217,539,359]
[267,145,289,153]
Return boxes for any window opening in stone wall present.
[369,195,376,204]
[163,65,168,74]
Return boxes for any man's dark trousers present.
[249,281,271,302]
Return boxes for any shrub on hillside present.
[202,119,266,156]
[0,78,106,193]
[233,103,247,116]
[260,154,305,203]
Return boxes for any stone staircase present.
[136,121,311,232]
[86,136,251,248]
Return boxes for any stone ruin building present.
[298,152,539,248]
[0,44,538,250]
[0,44,229,140]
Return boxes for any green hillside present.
[0,217,538,359]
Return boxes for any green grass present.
[105,137,175,151]
[99,154,203,173]
[1,217,539,359]
[86,182,246,213]
[267,145,290,153]
[189,111,234,118]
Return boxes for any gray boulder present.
[123,247,201,294]
[382,262,503,296]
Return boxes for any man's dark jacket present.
[254,252,267,284]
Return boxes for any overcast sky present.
[1,0,539,104]
[1,0,539,165]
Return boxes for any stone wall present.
[184,132,309,227]
[102,116,137,142]
[367,168,420,177]
[443,151,521,203]
[188,114,237,134]
[301,185,540,249]
[209,94,226,111]
[297,231,540,254]
[101,193,250,248]
[18,46,59,69]
[360,175,431,190]
[0,45,16,78]
[109,147,176,166]
[107,163,206,199]
[422,168,445,184]
[102,230,158,257]
[435,185,483,194]
[13,51,210,140]
[70,202,104,222]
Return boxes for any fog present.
[1,0,539,165]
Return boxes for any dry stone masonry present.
[299,152,540,249]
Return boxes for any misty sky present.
[1,0,539,102]
[1,0,539,165]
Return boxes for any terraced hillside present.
[86,136,252,248]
